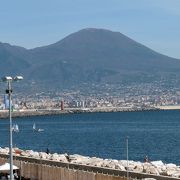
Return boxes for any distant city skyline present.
[0,0,180,59]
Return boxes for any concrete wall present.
[0,154,179,180]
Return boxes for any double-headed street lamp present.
[1,76,23,180]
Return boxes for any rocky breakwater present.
[0,147,180,178]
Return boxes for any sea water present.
[0,110,180,164]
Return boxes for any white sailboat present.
[12,124,19,133]
[33,123,36,131]
[33,123,44,132]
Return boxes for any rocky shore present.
[0,147,180,178]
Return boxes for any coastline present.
[0,106,179,119]
[155,105,180,110]
[1,147,180,178]
[0,107,159,119]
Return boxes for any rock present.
[50,153,68,162]
[69,154,87,161]
[151,161,164,167]
[143,162,152,172]
[107,162,116,169]
[166,163,177,168]
[112,160,118,164]
[50,153,60,161]
[166,169,178,176]
[119,160,129,167]
[101,160,111,168]
[86,157,104,167]
[30,151,40,159]
[25,150,35,157]
[0,147,9,154]
[39,152,49,159]
[172,172,180,178]
[156,166,167,175]
[134,165,144,173]
[149,161,167,175]
[166,164,177,176]
[20,151,29,156]
[69,154,90,164]
[59,154,68,163]
[160,165,167,171]
[103,159,124,170]
[115,164,126,171]
[91,161,103,167]
[2,147,180,178]
[145,165,160,175]
[160,171,168,176]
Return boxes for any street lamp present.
[126,136,129,180]
[1,76,23,180]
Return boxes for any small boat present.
[12,124,19,133]
[37,128,44,132]
[33,123,44,132]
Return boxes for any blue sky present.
[0,0,180,58]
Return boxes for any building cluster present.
[0,81,180,111]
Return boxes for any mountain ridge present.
[0,28,180,90]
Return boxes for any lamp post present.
[1,76,23,180]
[126,136,129,180]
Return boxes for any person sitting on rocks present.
[65,153,70,162]
[144,155,150,163]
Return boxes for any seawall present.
[0,152,180,180]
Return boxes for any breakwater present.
[0,107,158,119]
[0,147,180,179]
[0,109,67,119]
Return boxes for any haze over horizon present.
[0,0,180,59]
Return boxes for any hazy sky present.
[0,0,180,58]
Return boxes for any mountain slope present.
[0,42,30,77]
[0,28,180,89]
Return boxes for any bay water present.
[0,110,180,164]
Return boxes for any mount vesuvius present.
[0,28,180,90]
